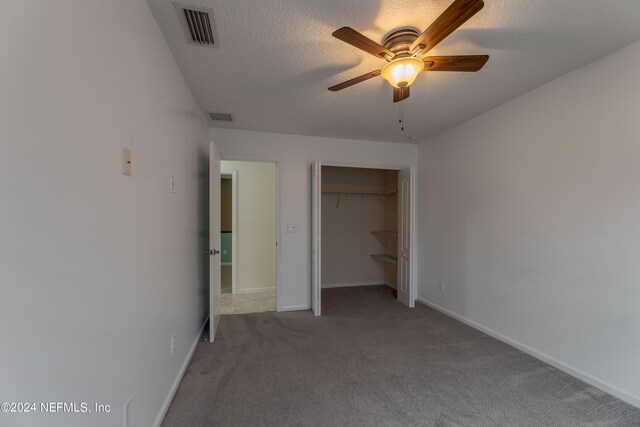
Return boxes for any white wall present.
[418,39,640,407]
[0,1,209,426]
[221,161,276,293]
[210,128,418,311]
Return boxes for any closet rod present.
[322,191,397,209]
[321,191,397,209]
[321,191,397,196]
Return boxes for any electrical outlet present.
[171,335,176,354]
[222,249,227,255]
[438,281,444,292]
[287,224,297,234]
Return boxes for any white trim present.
[153,316,209,427]
[124,395,133,427]
[410,166,417,306]
[231,170,237,294]
[416,297,640,409]
[236,286,276,294]
[311,161,322,316]
[322,281,385,289]
[280,304,310,312]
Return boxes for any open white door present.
[397,167,415,307]
[311,161,321,316]
[209,142,222,341]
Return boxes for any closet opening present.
[310,164,414,315]
[322,166,398,293]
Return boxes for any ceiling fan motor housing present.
[382,27,421,58]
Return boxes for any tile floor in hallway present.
[221,264,232,294]
[220,291,276,314]
[220,264,276,314]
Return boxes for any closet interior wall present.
[321,166,398,289]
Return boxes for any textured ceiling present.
[148,0,640,143]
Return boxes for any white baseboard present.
[236,286,276,294]
[279,304,309,312]
[322,281,384,289]
[416,297,640,409]
[153,315,208,427]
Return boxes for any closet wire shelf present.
[371,231,398,238]
[371,254,398,265]
[322,190,398,209]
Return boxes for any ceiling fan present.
[329,0,489,103]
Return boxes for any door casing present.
[311,160,417,313]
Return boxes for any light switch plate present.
[287,224,297,234]
[122,148,132,176]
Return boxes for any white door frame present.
[219,155,282,311]
[311,161,322,316]
[313,160,417,307]
[220,170,237,294]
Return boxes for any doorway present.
[220,171,236,295]
[310,162,415,316]
[219,160,277,314]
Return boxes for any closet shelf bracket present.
[371,254,398,265]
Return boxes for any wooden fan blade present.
[411,0,484,56]
[328,70,381,91]
[393,86,410,103]
[332,27,395,60]
[423,55,489,72]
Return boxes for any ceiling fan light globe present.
[381,57,423,89]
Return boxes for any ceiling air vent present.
[209,112,233,122]
[176,4,217,47]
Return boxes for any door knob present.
[205,249,220,255]
[213,249,220,255]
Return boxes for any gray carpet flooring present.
[162,286,640,426]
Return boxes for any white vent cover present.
[175,4,217,47]
[209,112,233,122]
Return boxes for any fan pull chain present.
[399,88,405,131]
